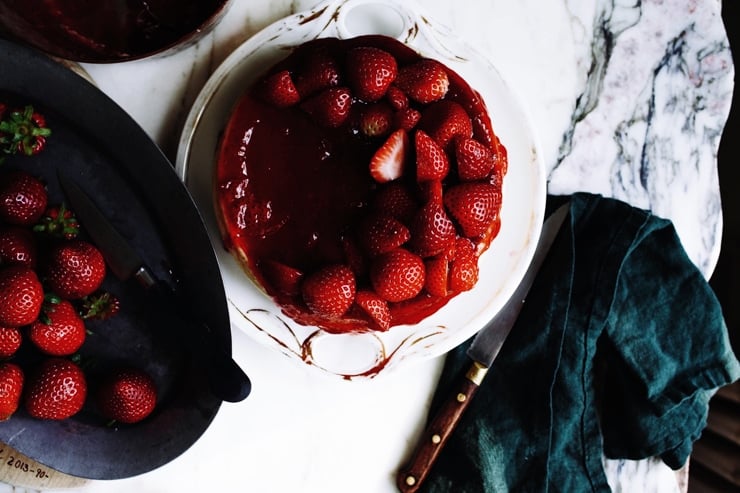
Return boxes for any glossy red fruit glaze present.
[215,35,502,332]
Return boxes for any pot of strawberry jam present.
[215,35,507,334]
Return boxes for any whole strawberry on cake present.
[215,35,508,334]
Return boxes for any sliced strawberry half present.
[409,201,456,258]
[357,213,411,257]
[395,59,450,104]
[393,107,421,132]
[345,46,398,102]
[419,100,473,150]
[294,48,341,98]
[449,237,479,292]
[369,248,425,303]
[301,264,356,317]
[369,128,408,183]
[300,86,353,128]
[443,181,500,238]
[371,180,418,224]
[355,290,391,331]
[261,259,305,297]
[260,70,301,108]
[455,137,496,181]
[415,130,449,182]
[424,256,449,297]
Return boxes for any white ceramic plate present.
[176,0,546,378]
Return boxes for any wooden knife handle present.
[396,361,488,492]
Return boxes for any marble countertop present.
[0,0,732,491]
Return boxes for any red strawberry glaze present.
[215,35,503,333]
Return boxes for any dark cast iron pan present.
[0,38,233,480]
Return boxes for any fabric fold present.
[418,193,740,493]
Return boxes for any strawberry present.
[24,357,87,420]
[29,299,86,356]
[0,265,44,327]
[424,256,449,297]
[449,237,479,292]
[96,368,157,424]
[355,290,391,331]
[393,107,421,132]
[340,234,368,277]
[493,134,508,175]
[415,130,449,182]
[0,226,37,267]
[409,201,456,258]
[300,86,353,128]
[80,291,120,320]
[45,240,106,300]
[0,327,22,359]
[370,248,425,302]
[443,181,500,238]
[419,100,473,150]
[294,48,341,98]
[259,70,301,108]
[32,203,80,239]
[395,59,450,104]
[0,105,51,157]
[345,46,398,102]
[357,102,393,137]
[260,259,304,296]
[369,128,408,183]
[0,171,48,226]
[455,137,495,181]
[357,213,410,257]
[0,362,23,420]
[418,180,443,205]
[385,85,408,110]
[301,264,356,317]
[371,180,418,224]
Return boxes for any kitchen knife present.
[397,203,570,492]
[57,172,251,403]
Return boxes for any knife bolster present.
[465,361,488,386]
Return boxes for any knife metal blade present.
[57,171,251,403]
[397,203,570,492]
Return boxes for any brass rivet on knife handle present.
[397,361,487,492]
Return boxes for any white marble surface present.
[0,0,732,491]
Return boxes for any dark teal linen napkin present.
[419,192,740,493]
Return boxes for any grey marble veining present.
[551,0,732,275]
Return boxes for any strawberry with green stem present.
[33,203,79,240]
[0,105,51,159]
